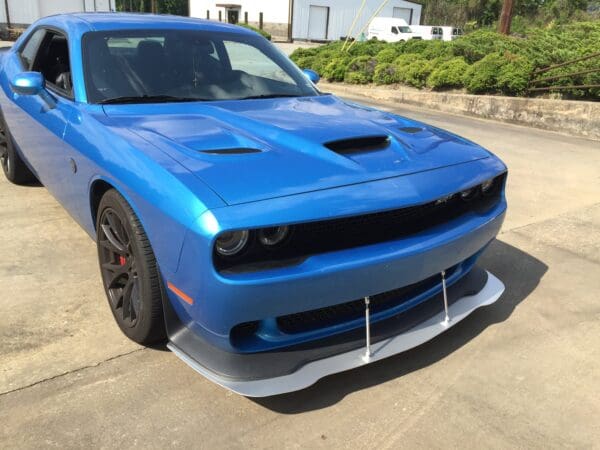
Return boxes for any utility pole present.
[4,0,11,29]
[498,0,514,35]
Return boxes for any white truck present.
[440,26,464,41]
[409,25,444,40]
[367,17,421,42]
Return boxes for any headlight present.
[481,178,495,195]
[258,226,290,247]
[460,188,477,201]
[215,230,249,256]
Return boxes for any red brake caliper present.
[119,255,127,266]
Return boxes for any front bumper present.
[166,266,504,397]
[167,158,507,350]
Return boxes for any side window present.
[19,29,46,70]
[391,27,398,35]
[32,31,73,98]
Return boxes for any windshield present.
[82,29,319,104]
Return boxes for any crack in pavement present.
[0,347,145,398]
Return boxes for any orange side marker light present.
[167,282,194,305]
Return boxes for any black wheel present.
[96,189,166,345]
[0,113,37,185]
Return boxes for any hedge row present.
[238,23,272,41]
[290,22,600,98]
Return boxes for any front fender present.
[63,106,225,275]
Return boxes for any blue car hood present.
[104,95,490,205]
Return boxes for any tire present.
[96,189,166,345]
[0,113,37,185]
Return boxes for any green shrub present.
[289,22,600,98]
[393,53,418,67]
[451,29,522,63]
[293,56,317,70]
[344,56,378,84]
[373,63,402,84]
[496,54,533,96]
[290,47,321,59]
[237,23,271,41]
[375,48,399,64]
[322,56,352,81]
[419,40,455,60]
[396,39,432,55]
[463,52,533,95]
[427,57,470,90]
[347,40,387,57]
[463,53,506,94]
[308,50,339,75]
[396,56,440,88]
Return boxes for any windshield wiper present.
[99,95,209,105]
[237,94,303,100]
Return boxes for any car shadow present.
[20,179,43,188]
[251,239,547,414]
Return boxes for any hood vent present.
[398,127,424,134]
[201,148,262,155]
[324,135,390,155]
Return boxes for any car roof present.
[32,12,251,37]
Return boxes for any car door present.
[5,27,80,202]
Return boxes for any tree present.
[420,0,591,29]
[498,0,514,34]
[115,0,188,15]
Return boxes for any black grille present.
[277,265,457,334]
[216,172,506,273]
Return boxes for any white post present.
[362,296,372,362]
[441,270,450,326]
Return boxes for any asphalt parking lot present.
[1,95,599,448]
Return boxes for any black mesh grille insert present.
[276,265,457,334]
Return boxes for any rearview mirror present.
[302,69,320,85]
[11,72,45,96]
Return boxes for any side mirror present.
[11,72,45,96]
[10,71,56,109]
[302,68,320,85]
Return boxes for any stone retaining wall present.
[321,82,600,141]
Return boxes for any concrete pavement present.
[1,96,599,448]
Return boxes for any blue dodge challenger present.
[0,13,507,396]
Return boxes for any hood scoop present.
[201,148,262,155]
[399,127,424,134]
[324,135,390,155]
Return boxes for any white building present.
[189,0,422,41]
[1,0,114,31]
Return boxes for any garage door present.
[393,7,413,24]
[308,5,329,40]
